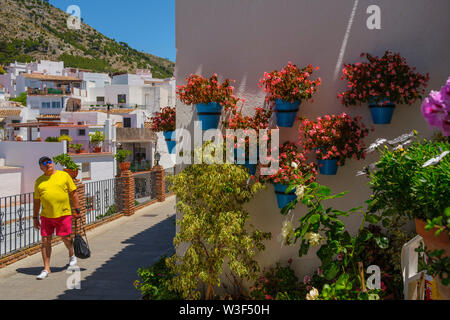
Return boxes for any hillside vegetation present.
[0,0,174,78]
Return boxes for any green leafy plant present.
[69,143,83,152]
[53,153,80,171]
[281,177,388,300]
[90,131,105,145]
[45,136,59,142]
[367,139,450,233]
[165,157,271,299]
[114,149,131,163]
[9,92,27,105]
[250,260,307,300]
[134,255,182,300]
[415,243,449,286]
[96,205,116,220]
[58,134,72,143]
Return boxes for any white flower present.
[277,219,294,246]
[304,232,324,247]
[291,162,298,169]
[306,287,319,300]
[295,185,305,200]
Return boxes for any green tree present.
[166,162,271,299]
[9,92,27,105]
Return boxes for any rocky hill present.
[0,0,174,78]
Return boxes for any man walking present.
[33,156,82,280]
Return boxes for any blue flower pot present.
[274,184,297,209]
[274,99,301,127]
[163,131,176,154]
[195,102,223,130]
[318,159,338,175]
[368,97,395,124]
[235,147,258,175]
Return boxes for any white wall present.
[0,141,66,194]
[0,168,22,198]
[175,0,450,282]
[71,154,115,182]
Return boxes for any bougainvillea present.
[338,51,429,106]
[298,113,370,166]
[261,141,317,185]
[258,62,322,103]
[149,106,176,132]
[421,77,450,136]
[176,73,240,111]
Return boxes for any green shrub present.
[53,153,79,171]
[134,255,182,300]
[114,149,131,163]
[45,136,59,142]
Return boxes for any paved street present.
[0,196,176,300]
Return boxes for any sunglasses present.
[41,160,52,166]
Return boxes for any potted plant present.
[53,153,80,179]
[299,113,370,175]
[36,137,42,142]
[16,135,23,141]
[45,136,59,142]
[223,107,273,175]
[69,143,84,154]
[115,149,132,171]
[177,73,239,130]
[421,77,450,138]
[366,138,449,296]
[261,141,317,209]
[58,134,72,143]
[338,51,430,124]
[258,62,322,127]
[150,106,176,154]
[90,131,105,153]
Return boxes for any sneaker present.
[36,270,49,280]
[69,256,77,267]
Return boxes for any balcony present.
[116,128,157,143]
[27,87,71,96]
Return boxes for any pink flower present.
[303,275,311,284]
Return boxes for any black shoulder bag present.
[73,218,91,259]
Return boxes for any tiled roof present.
[144,122,153,129]
[37,114,61,119]
[22,73,81,82]
[0,109,22,117]
[77,109,137,114]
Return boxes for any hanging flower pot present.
[195,102,223,130]
[274,99,301,127]
[163,131,176,154]
[317,158,339,175]
[274,184,297,209]
[368,97,395,124]
[235,146,258,176]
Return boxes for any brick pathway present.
[0,196,176,300]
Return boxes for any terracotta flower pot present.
[415,218,450,300]
[119,162,130,171]
[94,146,102,153]
[64,168,79,179]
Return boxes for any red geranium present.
[338,51,429,106]
[176,73,239,111]
[262,141,317,185]
[150,106,176,132]
[299,113,370,166]
[258,61,322,103]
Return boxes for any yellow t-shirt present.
[34,170,77,218]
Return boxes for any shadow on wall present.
[56,216,176,300]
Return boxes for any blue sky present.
[49,0,176,62]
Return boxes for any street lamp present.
[155,152,161,167]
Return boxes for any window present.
[118,94,126,104]
[123,117,131,128]
[42,102,50,108]
[52,101,60,109]
[81,163,91,180]
[60,129,69,136]
[78,129,86,136]
[96,96,105,103]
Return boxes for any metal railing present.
[84,178,123,224]
[67,140,114,154]
[0,193,40,257]
[133,171,157,207]
[130,160,152,173]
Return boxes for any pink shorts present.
[40,215,72,237]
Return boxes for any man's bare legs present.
[41,236,52,273]
[62,236,74,258]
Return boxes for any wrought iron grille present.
[133,171,157,207]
